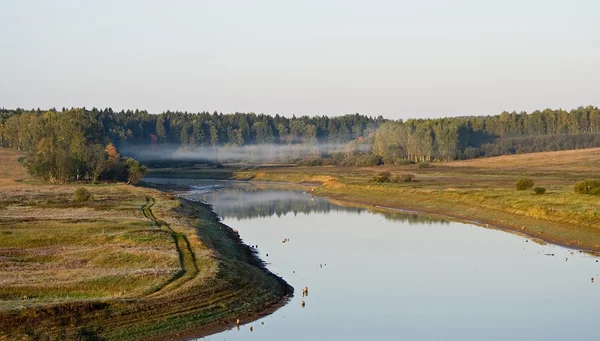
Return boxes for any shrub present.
[381,155,397,165]
[321,158,339,166]
[462,147,481,159]
[574,179,600,195]
[125,158,148,185]
[297,158,324,167]
[371,171,391,183]
[343,154,382,167]
[73,188,94,203]
[355,155,382,167]
[395,159,413,166]
[392,173,414,183]
[515,178,534,191]
[418,162,431,169]
[330,152,345,164]
[533,187,546,195]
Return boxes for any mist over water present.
[122,143,369,163]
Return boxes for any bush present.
[515,178,534,191]
[462,147,481,159]
[73,188,94,203]
[321,158,339,166]
[371,171,391,183]
[297,158,324,167]
[418,162,431,169]
[343,154,382,167]
[392,173,414,183]
[395,159,413,166]
[533,187,546,195]
[125,158,148,185]
[330,152,345,164]
[381,155,398,165]
[356,155,382,167]
[574,179,600,195]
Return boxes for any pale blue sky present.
[1,0,599,119]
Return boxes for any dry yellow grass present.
[0,149,189,307]
[444,147,600,174]
[0,148,31,188]
[0,148,290,340]
[0,148,29,179]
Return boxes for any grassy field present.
[152,148,600,252]
[0,149,291,340]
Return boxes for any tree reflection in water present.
[187,184,446,225]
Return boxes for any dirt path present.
[141,196,199,296]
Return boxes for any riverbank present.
[0,148,292,340]
[151,148,600,252]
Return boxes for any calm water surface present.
[149,178,600,341]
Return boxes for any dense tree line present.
[0,108,146,183]
[2,105,600,169]
[1,107,383,165]
[373,106,600,163]
[83,108,381,148]
[1,108,382,148]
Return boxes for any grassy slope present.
[0,149,291,340]
[215,148,600,251]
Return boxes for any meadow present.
[0,149,290,340]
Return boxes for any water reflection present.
[145,177,444,225]
[191,188,361,220]
[186,185,447,225]
[143,178,600,341]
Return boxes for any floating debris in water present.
[301,301,306,307]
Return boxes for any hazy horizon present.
[3,104,599,121]
[1,1,599,119]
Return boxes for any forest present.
[1,105,600,175]
[0,109,147,183]
[0,108,383,170]
[372,105,600,164]
[0,108,382,148]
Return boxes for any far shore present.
[150,147,600,253]
[168,177,600,254]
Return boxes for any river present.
[150,178,600,341]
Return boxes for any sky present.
[1,0,599,119]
